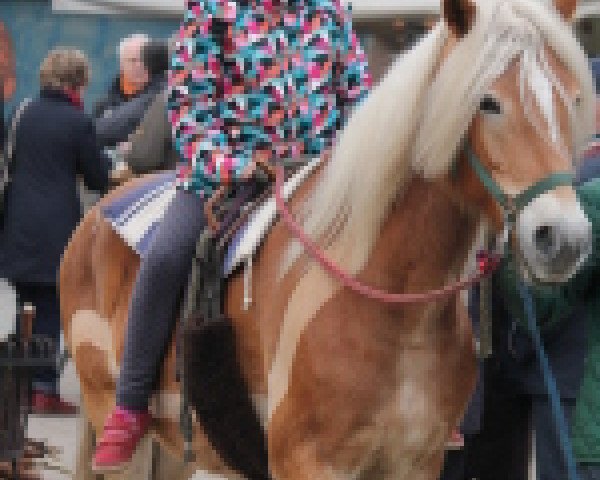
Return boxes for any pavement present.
[26,357,224,479]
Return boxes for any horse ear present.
[442,0,476,38]
[553,0,578,22]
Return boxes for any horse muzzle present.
[516,193,593,283]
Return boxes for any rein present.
[274,165,498,304]
[518,282,582,480]
[274,148,574,304]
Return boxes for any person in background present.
[95,38,167,150]
[0,48,110,414]
[591,57,600,94]
[440,94,600,480]
[577,94,600,183]
[0,20,16,139]
[117,38,178,175]
[93,33,149,120]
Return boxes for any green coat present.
[494,178,600,462]
[571,178,600,463]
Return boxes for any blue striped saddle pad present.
[101,158,322,276]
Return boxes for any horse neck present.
[363,174,480,326]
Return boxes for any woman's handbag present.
[0,98,31,226]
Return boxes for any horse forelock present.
[414,0,594,179]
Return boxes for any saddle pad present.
[223,156,321,275]
[102,171,178,257]
[101,157,322,275]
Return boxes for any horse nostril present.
[535,225,554,255]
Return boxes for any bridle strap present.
[466,147,574,221]
[466,148,511,211]
[514,172,574,212]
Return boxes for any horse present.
[59,0,596,478]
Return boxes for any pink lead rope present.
[274,165,501,304]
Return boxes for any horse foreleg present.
[150,442,199,480]
[101,436,154,480]
[381,449,447,480]
[269,444,357,480]
[372,421,451,480]
[74,410,100,480]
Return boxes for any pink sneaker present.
[92,407,151,472]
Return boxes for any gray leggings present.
[116,189,206,410]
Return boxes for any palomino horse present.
[60,0,596,478]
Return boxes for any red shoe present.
[30,390,78,416]
[445,428,465,450]
[92,407,151,473]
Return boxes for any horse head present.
[431,0,595,283]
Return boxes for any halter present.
[465,146,574,231]
[274,145,576,304]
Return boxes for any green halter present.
[465,146,574,227]
[464,146,577,357]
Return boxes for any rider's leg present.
[116,188,206,411]
[93,188,205,470]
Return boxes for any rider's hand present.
[253,153,276,181]
[110,162,134,184]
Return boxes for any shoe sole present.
[445,441,465,450]
[91,442,147,474]
[91,461,128,474]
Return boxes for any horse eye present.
[480,95,502,114]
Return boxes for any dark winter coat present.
[577,146,600,186]
[92,76,134,119]
[124,89,179,174]
[591,58,600,93]
[0,88,110,285]
[94,76,165,149]
[459,153,600,463]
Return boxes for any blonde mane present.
[285,0,595,277]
